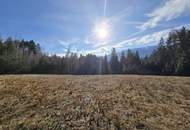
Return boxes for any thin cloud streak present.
[85,24,190,56]
[104,0,108,17]
[139,0,190,30]
[115,24,190,49]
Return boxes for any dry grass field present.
[0,75,190,130]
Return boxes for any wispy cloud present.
[84,6,136,48]
[55,38,80,54]
[114,30,169,49]
[56,46,111,57]
[81,46,111,56]
[58,38,79,48]
[139,0,190,30]
[115,24,190,49]
[43,23,190,56]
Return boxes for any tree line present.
[0,27,190,75]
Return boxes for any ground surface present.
[0,75,190,130]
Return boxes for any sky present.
[0,0,190,56]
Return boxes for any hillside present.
[0,75,190,130]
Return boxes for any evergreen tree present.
[0,27,190,75]
[110,48,120,74]
[126,50,141,74]
[120,51,126,73]
[101,55,109,74]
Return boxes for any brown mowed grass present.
[0,75,190,130]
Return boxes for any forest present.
[0,27,190,75]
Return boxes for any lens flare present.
[94,20,111,41]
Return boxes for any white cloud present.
[55,24,190,56]
[139,0,190,30]
[84,36,108,47]
[56,46,111,57]
[56,38,80,55]
[58,38,79,47]
[114,24,190,49]
[79,24,190,56]
[81,47,111,56]
[115,29,169,49]
[79,29,168,56]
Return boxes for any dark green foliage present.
[0,38,42,74]
[101,55,109,74]
[145,27,190,75]
[110,48,120,74]
[0,27,190,75]
[120,51,126,73]
[125,50,142,74]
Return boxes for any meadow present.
[0,75,190,130]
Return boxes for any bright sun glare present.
[94,20,111,41]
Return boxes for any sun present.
[94,20,111,41]
[96,27,108,39]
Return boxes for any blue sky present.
[0,0,190,55]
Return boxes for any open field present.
[0,75,190,130]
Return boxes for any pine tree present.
[110,48,120,74]
[120,51,126,73]
[101,55,109,74]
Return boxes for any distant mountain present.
[116,45,158,58]
[107,45,158,60]
[128,45,158,57]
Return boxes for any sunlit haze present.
[94,20,111,41]
[0,0,190,56]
